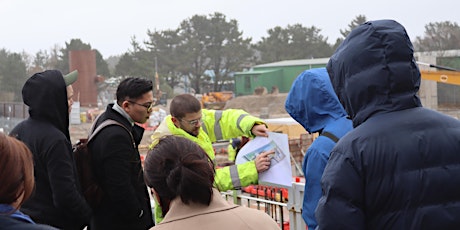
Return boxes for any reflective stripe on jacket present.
[150,109,265,191]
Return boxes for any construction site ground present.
[224,93,290,118]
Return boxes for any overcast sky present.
[1,0,459,58]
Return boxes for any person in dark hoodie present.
[316,19,460,229]
[88,77,154,230]
[10,70,91,229]
[285,67,352,229]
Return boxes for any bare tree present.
[413,21,460,52]
[333,15,368,50]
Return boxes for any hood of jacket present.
[326,20,422,127]
[22,70,70,139]
[285,67,347,133]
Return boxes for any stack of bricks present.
[300,133,314,153]
[288,133,314,172]
[288,138,303,164]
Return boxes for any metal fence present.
[0,102,27,134]
[0,117,24,134]
[0,102,28,118]
[221,182,306,230]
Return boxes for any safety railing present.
[221,181,306,230]
[287,182,306,230]
[221,190,287,229]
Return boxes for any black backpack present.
[73,119,134,209]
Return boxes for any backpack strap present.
[88,119,135,148]
[88,113,104,134]
[320,131,339,143]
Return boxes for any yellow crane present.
[418,62,460,86]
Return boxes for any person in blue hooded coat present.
[285,67,352,229]
[316,19,460,229]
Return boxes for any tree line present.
[1,13,460,102]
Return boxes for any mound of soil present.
[224,93,289,118]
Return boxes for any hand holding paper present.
[236,132,292,187]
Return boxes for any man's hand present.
[255,150,274,173]
[252,124,269,137]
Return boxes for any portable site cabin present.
[234,58,329,96]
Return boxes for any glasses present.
[128,100,154,112]
[180,118,203,126]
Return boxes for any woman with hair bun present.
[0,133,57,229]
[144,135,279,230]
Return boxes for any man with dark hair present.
[316,19,460,229]
[88,77,154,229]
[10,70,91,229]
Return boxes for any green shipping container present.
[234,58,329,96]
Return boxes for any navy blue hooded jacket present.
[316,20,460,229]
[285,68,352,229]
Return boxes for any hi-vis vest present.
[150,109,265,191]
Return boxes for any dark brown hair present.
[0,133,34,209]
[144,136,214,214]
[170,94,202,119]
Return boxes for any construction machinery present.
[420,70,460,85]
[418,62,460,86]
[200,91,234,109]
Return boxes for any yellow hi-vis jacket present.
[150,109,265,191]
[149,109,266,223]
